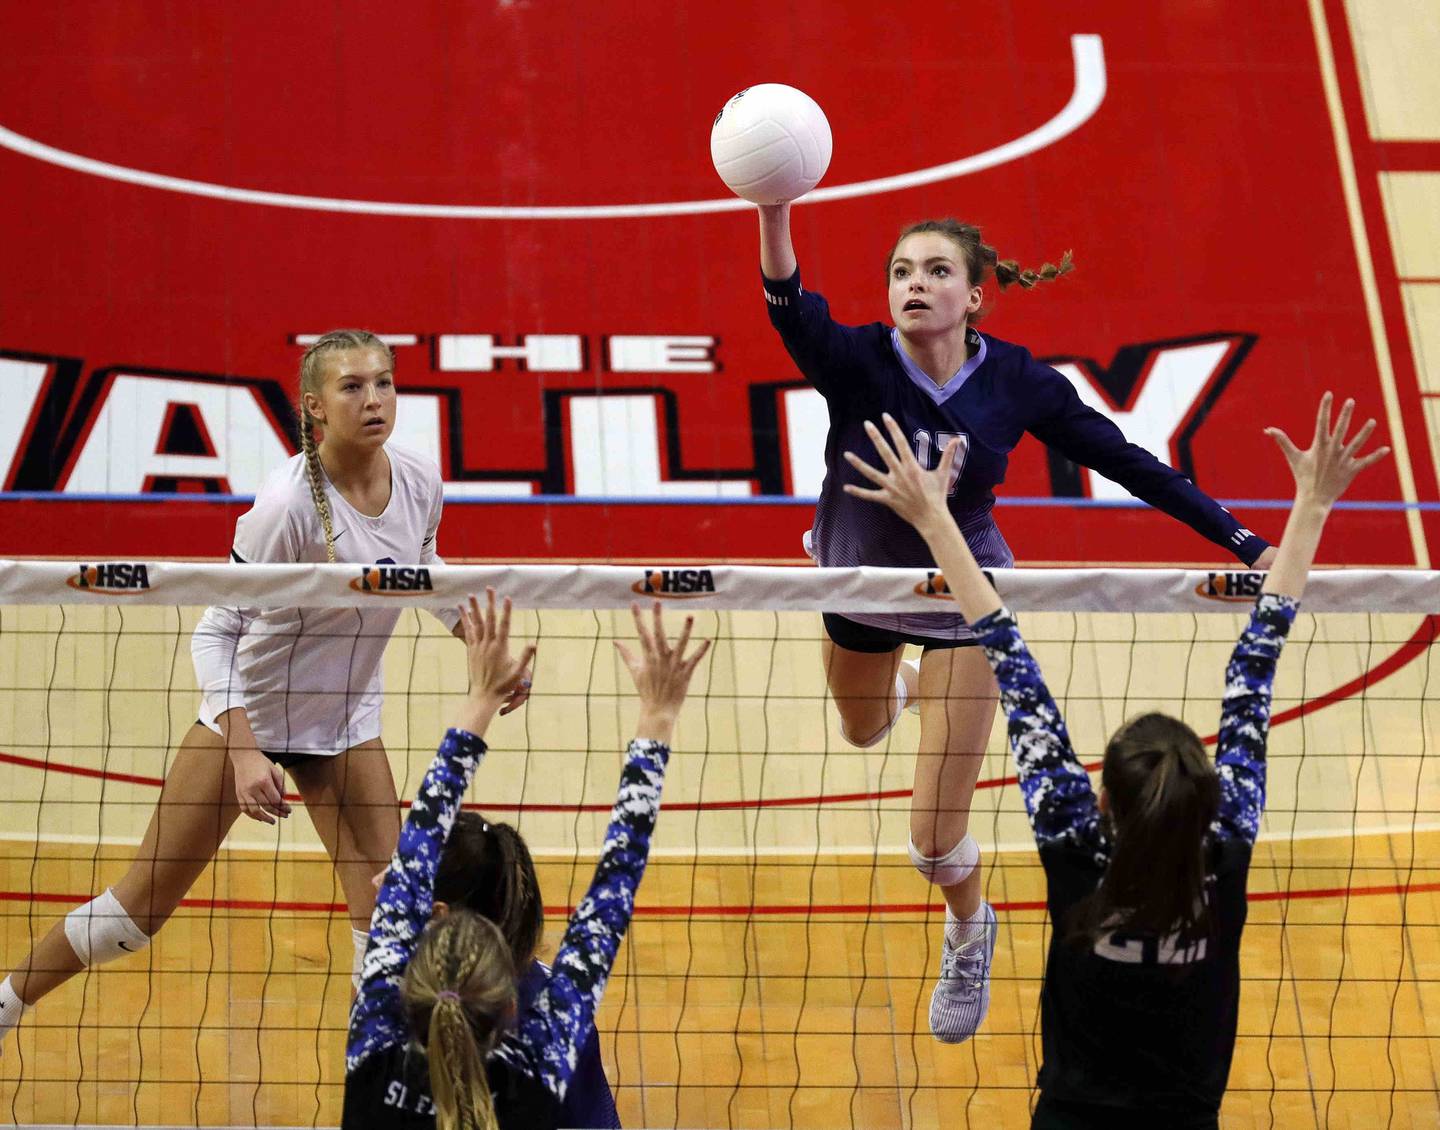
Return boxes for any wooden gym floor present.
[1,602,1437,1128]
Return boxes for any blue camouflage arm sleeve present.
[1212,593,1298,845]
[345,727,488,1072]
[492,738,670,1099]
[974,607,1101,850]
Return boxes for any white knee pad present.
[64,889,150,967]
[908,834,980,887]
[352,926,370,991]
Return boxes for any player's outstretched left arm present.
[1214,394,1389,844]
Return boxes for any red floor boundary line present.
[2,613,1435,813]
[4,879,1438,918]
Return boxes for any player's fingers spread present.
[842,484,886,501]
[844,452,888,486]
[684,636,714,674]
[881,413,910,460]
[1332,398,1355,444]
[629,601,652,653]
[499,595,513,647]
[1357,445,1391,470]
[674,614,694,659]
[1343,418,1377,455]
[614,639,638,674]
[1264,427,1300,460]
[484,587,498,637]
[937,436,961,479]
[652,601,668,657]
[1316,391,1333,439]
[517,645,537,682]
[863,420,899,469]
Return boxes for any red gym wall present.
[0,1,1431,564]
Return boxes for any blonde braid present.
[403,911,513,1130]
[298,412,337,563]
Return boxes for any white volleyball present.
[710,84,833,205]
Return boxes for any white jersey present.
[192,444,461,754]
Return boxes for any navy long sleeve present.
[763,268,1270,581]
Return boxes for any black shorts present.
[196,720,329,771]
[821,612,978,654]
[261,749,330,771]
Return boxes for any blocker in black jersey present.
[974,595,1296,1127]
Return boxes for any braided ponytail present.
[297,411,337,563]
[403,910,515,1130]
[886,219,1074,320]
[994,249,1075,291]
[296,330,396,563]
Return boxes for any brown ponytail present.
[296,330,396,562]
[1068,713,1220,947]
[435,814,545,972]
[402,910,516,1130]
[886,219,1073,320]
[993,250,1075,290]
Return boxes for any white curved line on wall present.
[0,35,1104,220]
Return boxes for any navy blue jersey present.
[517,960,621,1128]
[764,269,1269,639]
[974,594,1296,1119]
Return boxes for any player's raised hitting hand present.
[614,602,712,745]
[841,413,962,535]
[1264,392,1390,509]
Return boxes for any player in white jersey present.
[0,331,529,1051]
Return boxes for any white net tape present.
[3,559,1438,612]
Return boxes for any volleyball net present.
[1,560,1437,1128]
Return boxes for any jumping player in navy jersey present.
[756,204,1279,1043]
[841,397,1386,1126]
